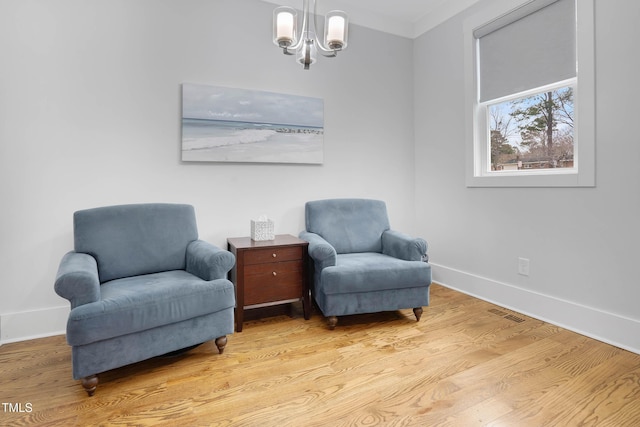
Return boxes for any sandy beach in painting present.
[181,119,323,164]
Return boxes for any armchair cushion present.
[66,270,235,347]
[322,253,430,294]
[74,203,198,283]
[305,199,390,254]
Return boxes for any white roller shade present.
[476,0,576,103]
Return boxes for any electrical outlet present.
[518,257,530,276]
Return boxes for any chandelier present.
[272,0,349,70]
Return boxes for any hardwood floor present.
[1,284,639,426]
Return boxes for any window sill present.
[465,169,594,188]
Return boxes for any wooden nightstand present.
[227,234,310,332]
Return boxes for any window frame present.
[464,0,595,188]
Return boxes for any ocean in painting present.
[181,118,323,163]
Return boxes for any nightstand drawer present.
[244,246,303,265]
[244,260,303,276]
[244,268,304,306]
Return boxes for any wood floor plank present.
[1,284,639,426]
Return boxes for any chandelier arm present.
[317,47,339,57]
[303,41,312,70]
[285,37,304,53]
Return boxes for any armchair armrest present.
[186,240,235,281]
[54,252,100,309]
[382,230,427,261]
[299,231,337,270]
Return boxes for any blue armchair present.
[300,199,431,329]
[54,203,236,396]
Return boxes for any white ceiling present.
[261,0,481,39]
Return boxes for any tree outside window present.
[488,85,574,172]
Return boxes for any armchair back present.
[73,203,198,283]
[305,199,390,254]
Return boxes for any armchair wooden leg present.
[215,336,227,354]
[81,375,98,396]
[413,307,423,322]
[327,316,338,330]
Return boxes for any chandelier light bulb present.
[325,11,348,49]
[273,7,297,48]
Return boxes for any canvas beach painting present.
[181,83,324,164]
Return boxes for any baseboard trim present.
[0,305,68,345]
[432,263,640,355]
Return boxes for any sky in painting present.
[182,83,324,128]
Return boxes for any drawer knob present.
[272,271,277,276]
[272,253,277,258]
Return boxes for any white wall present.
[414,0,640,353]
[0,0,415,343]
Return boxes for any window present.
[487,82,575,172]
[464,0,595,187]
